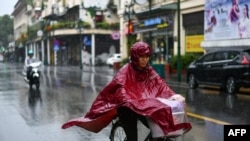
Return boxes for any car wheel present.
[226,77,238,94]
[188,74,198,89]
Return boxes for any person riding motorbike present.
[24,50,37,81]
[61,41,192,141]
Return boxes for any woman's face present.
[138,55,150,68]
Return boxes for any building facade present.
[119,0,205,65]
[12,0,120,66]
[12,0,249,67]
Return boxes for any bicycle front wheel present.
[109,120,127,141]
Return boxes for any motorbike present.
[23,61,42,90]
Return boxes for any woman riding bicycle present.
[62,41,192,141]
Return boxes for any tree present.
[0,15,13,48]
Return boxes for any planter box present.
[152,64,165,79]
[170,68,186,74]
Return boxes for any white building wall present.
[13,8,28,41]
[177,0,204,55]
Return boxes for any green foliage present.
[25,21,44,41]
[110,22,120,30]
[127,35,137,56]
[25,0,34,7]
[44,21,91,32]
[169,53,201,70]
[25,0,32,4]
[121,58,130,66]
[0,15,13,47]
[28,26,37,40]
[96,22,110,29]
[96,22,119,30]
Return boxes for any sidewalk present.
[80,64,188,86]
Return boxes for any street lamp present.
[77,19,83,69]
[123,0,136,57]
[134,0,153,65]
[177,0,181,82]
[123,0,153,57]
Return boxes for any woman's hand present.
[169,94,185,102]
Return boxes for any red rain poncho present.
[61,42,192,134]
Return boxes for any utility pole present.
[177,0,181,82]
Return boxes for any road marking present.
[187,112,231,125]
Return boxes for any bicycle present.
[109,98,190,141]
[109,117,179,141]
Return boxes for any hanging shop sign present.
[53,39,60,51]
[83,36,91,46]
[134,15,173,33]
[111,32,120,40]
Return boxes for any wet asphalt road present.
[0,63,113,141]
[1,62,250,141]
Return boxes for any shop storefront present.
[134,10,175,64]
[133,9,174,78]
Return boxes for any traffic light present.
[128,20,133,35]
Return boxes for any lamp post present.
[77,19,83,69]
[177,0,181,82]
[134,0,153,65]
[147,0,152,63]
[124,0,135,57]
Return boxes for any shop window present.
[151,38,166,64]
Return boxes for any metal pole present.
[149,0,152,40]
[127,4,130,57]
[177,0,181,82]
[148,0,152,64]
[126,0,132,57]
[79,19,83,69]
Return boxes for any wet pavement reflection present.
[0,62,250,141]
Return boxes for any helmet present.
[28,50,34,55]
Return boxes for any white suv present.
[106,53,122,67]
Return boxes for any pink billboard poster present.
[204,0,250,41]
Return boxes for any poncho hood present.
[130,41,152,81]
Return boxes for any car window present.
[214,52,227,61]
[200,53,214,62]
[227,51,239,59]
[243,50,250,59]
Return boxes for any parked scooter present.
[23,61,42,89]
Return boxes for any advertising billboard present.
[204,0,250,41]
[186,35,204,52]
